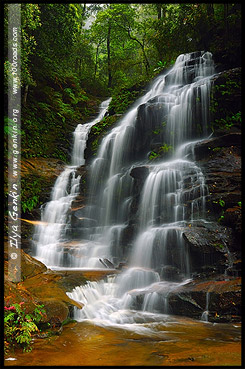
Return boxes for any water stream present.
[32,98,111,267]
[34,51,217,331]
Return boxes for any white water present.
[71,98,112,166]
[201,291,210,322]
[34,51,216,331]
[66,51,216,330]
[32,98,111,267]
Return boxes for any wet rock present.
[182,222,235,275]
[167,277,242,323]
[21,158,66,206]
[130,277,241,323]
[222,206,242,246]
[39,298,69,325]
[71,214,97,228]
[85,114,121,161]
[130,166,149,180]
[128,166,150,224]
[20,158,67,252]
[20,248,47,280]
[193,135,241,250]
[194,133,241,161]
[20,269,83,310]
[133,101,168,159]
[4,278,40,313]
[99,258,115,269]
[209,68,241,136]
[159,265,183,282]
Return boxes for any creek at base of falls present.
[4,318,241,366]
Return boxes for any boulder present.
[39,298,69,325]
[129,277,241,323]
[167,277,241,323]
[130,166,149,180]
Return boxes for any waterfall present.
[66,51,216,328]
[32,98,111,267]
[33,51,216,329]
[201,291,210,322]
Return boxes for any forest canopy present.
[4,3,241,96]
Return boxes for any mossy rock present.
[209,68,241,135]
[85,114,122,160]
[39,298,69,324]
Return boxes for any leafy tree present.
[31,4,81,80]
[21,4,41,104]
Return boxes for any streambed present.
[5,317,241,366]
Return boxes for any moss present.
[149,143,173,161]
[88,114,120,156]
[20,158,65,217]
[21,77,100,161]
[108,81,146,115]
[209,69,241,133]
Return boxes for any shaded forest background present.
[4,3,241,215]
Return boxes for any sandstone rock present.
[129,277,241,323]
[167,277,241,323]
[39,298,69,324]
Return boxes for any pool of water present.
[5,316,241,366]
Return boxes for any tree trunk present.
[94,44,99,80]
[23,84,29,106]
[206,3,214,17]
[127,29,150,75]
[224,4,229,40]
[107,22,112,88]
[156,4,162,20]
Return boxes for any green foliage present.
[4,302,46,354]
[21,74,98,161]
[219,199,225,207]
[213,199,225,207]
[90,115,119,155]
[22,196,39,214]
[109,82,145,115]
[149,143,173,160]
[212,147,221,152]
[210,72,241,133]
[20,4,42,86]
[21,176,47,214]
[212,198,226,222]
[212,112,241,131]
[213,243,225,250]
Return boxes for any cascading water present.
[33,51,217,331]
[32,98,111,267]
[65,51,216,329]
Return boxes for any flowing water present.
[4,319,241,366]
[65,51,215,329]
[34,51,229,331]
[32,98,111,267]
